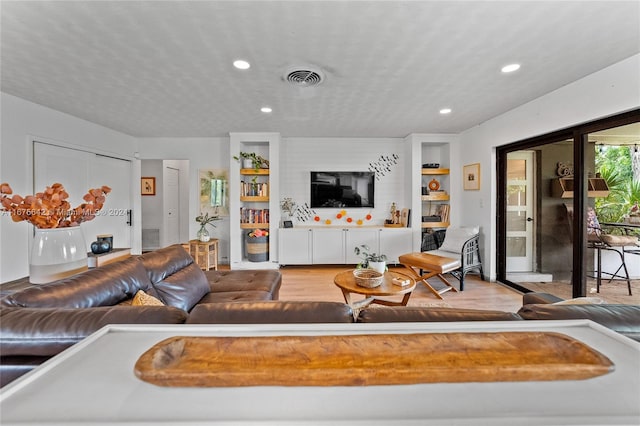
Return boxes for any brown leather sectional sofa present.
[1,244,639,387]
[0,244,281,386]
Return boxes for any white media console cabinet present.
[278,226,413,265]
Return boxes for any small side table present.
[189,239,219,271]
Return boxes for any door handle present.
[126,209,132,226]
[526,217,533,222]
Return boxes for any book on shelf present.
[437,204,450,223]
[240,181,269,197]
[240,207,270,224]
[401,208,411,227]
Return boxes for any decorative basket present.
[353,269,384,288]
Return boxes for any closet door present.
[34,142,132,251]
[90,154,132,249]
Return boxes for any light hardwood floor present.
[276,265,525,313]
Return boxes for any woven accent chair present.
[425,227,485,291]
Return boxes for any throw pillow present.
[553,297,606,305]
[132,290,165,307]
[438,226,479,254]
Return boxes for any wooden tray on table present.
[134,331,614,387]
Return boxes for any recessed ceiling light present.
[260,107,272,113]
[233,60,250,70]
[501,63,521,73]
[439,108,452,114]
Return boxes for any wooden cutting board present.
[134,332,614,387]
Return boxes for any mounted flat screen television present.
[310,171,375,208]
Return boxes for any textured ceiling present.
[1,1,639,138]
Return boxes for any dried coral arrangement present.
[0,183,111,228]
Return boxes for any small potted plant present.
[354,244,387,273]
[195,212,221,242]
[280,197,297,219]
[233,152,269,171]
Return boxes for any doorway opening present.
[140,160,190,250]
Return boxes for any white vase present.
[368,261,386,274]
[30,227,88,284]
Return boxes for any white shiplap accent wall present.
[280,137,407,226]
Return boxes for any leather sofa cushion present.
[151,262,210,312]
[517,304,640,342]
[1,257,152,308]
[140,244,194,283]
[204,270,282,298]
[358,306,523,323]
[187,301,354,324]
[197,290,274,304]
[141,245,210,312]
[0,306,188,356]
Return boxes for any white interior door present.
[506,151,535,272]
[34,142,132,250]
[89,154,132,249]
[165,166,180,246]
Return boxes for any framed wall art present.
[463,163,480,191]
[141,177,156,196]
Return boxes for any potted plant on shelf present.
[233,152,269,171]
[354,244,387,274]
[195,212,221,242]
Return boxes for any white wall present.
[280,137,408,227]
[458,54,640,280]
[138,136,410,265]
[141,160,164,249]
[0,93,139,282]
[136,138,231,263]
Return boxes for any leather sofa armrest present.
[522,292,564,305]
[517,304,640,342]
[0,306,188,356]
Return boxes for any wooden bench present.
[398,252,461,299]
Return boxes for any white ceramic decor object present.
[30,227,88,284]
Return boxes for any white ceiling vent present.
[283,66,325,88]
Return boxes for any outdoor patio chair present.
[566,204,637,295]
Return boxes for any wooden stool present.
[398,252,461,299]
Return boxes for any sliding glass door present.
[497,110,640,300]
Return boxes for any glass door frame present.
[497,109,640,297]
